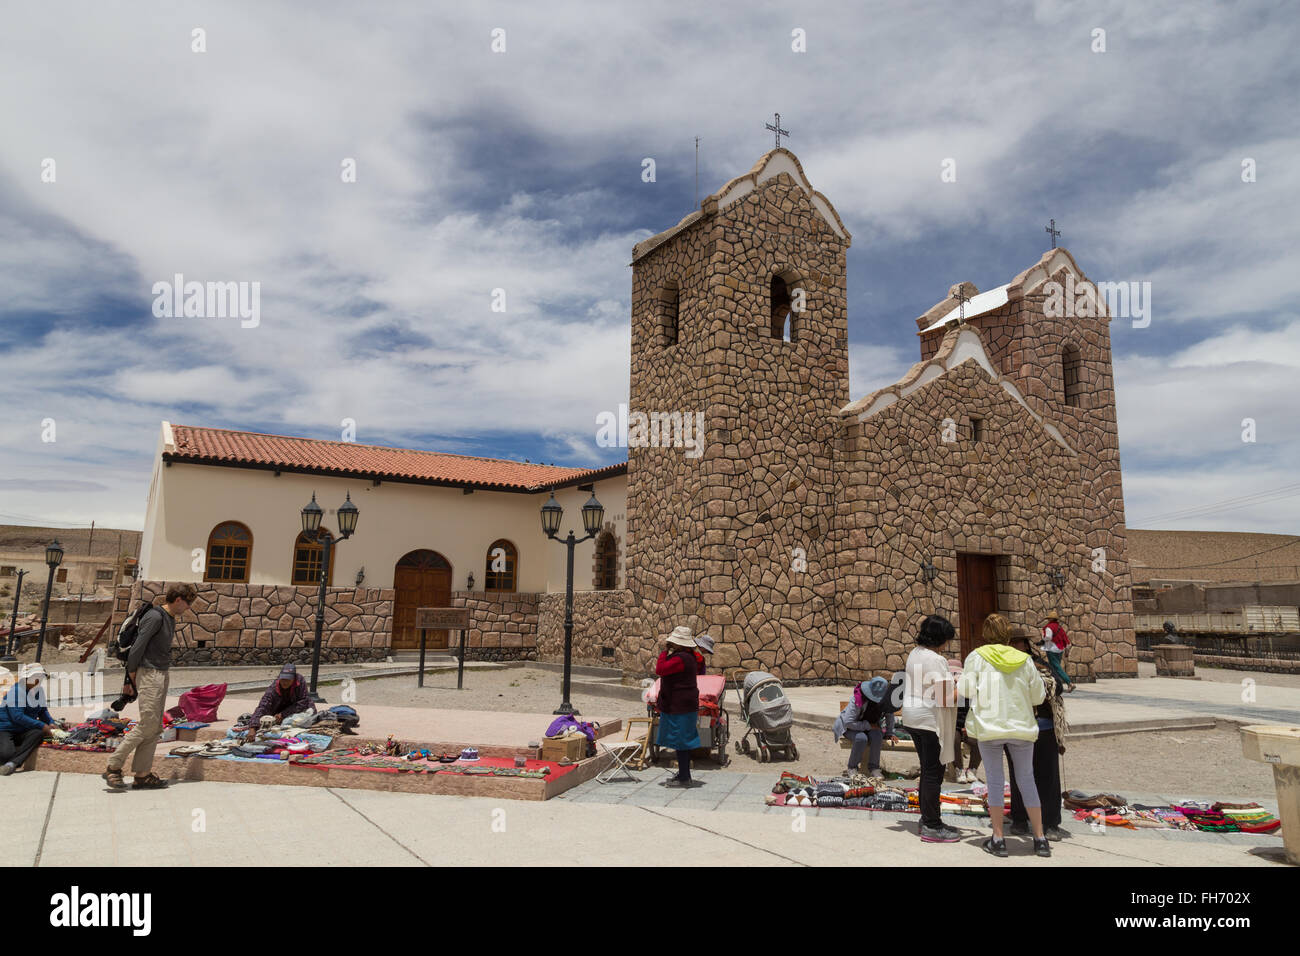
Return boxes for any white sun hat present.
[665,625,698,648]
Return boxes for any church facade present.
[124,148,1136,679]
[618,149,1136,680]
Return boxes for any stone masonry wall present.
[114,579,394,664]
[919,257,1136,675]
[833,358,1121,680]
[450,590,539,661]
[626,151,850,680]
[536,590,630,670]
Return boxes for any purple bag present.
[545,715,597,746]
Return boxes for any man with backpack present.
[103,584,196,790]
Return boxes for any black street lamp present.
[540,490,604,715]
[301,492,359,701]
[2,568,29,662]
[34,540,64,663]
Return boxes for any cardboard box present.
[176,726,201,742]
[541,735,587,762]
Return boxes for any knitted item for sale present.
[1177,805,1238,832]
[818,795,846,807]
[1217,805,1281,833]
[1152,808,1196,830]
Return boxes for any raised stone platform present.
[41,697,622,801]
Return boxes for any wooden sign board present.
[416,607,469,629]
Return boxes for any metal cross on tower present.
[953,287,971,324]
[1045,218,1061,249]
[765,112,790,148]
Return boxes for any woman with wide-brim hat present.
[655,625,701,788]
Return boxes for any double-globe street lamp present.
[34,540,65,663]
[540,490,604,716]
[301,492,359,702]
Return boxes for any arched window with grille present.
[594,530,618,590]
[205,521,252,583]
[484,539,518,592]
[1062,344,1082,407]
[291,530,333,586]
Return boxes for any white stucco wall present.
[140,435,627,593]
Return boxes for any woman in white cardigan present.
[957,613,1050,858]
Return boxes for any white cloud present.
[1,0,1296,534]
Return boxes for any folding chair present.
[596,739,645,784]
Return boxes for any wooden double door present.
[956,553,999,658]
[391,550,452,649]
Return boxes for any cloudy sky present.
[1,0,1297,537]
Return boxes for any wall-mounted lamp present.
[1049,567,1066,590]
[355,566,366,586]
[467,571,475,591]
[921,557,939,583]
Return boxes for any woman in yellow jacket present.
[957,614,1050,858]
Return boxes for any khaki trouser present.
[108,666,170,776]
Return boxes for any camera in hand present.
[110,676,138,712]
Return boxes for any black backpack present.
[114,602,160,662]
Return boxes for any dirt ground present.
[337,668,1280,799]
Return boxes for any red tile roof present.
[166,424,625,493]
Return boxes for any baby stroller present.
[732,670,797,762]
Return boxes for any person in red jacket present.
[655,626,701,788]
[1042,611,1075,692]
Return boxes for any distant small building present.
[0,525,141,609]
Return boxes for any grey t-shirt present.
[126,605,175,673]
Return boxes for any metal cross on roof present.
[765,112,790,148]
[953,287,971,324]
[1045,218,1061,249]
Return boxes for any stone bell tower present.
[624,149,852,679]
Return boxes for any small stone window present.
[96,569,115,582]
[970,416,985,442]
[1062,344,1082,407]
[484,539,518,592]
[0,566,14,577]
[660,281,680,347]
[770,275,796,342]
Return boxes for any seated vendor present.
[1,664,66,776]
[239,664,315,734]
[832,676,898,781]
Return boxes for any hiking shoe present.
[664,776,688,789]
[131,773,168,790]
[1044,825,1069,842]
[102,770,127,790]
[1034,838,1052,858]
[919,824,961,843]
[982,837,1008,857]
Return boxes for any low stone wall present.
[171,646,390,666]
[1137,649,1300,674]
[537,590,630,669]
[450,590,539,658]
[115,580,394,664]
